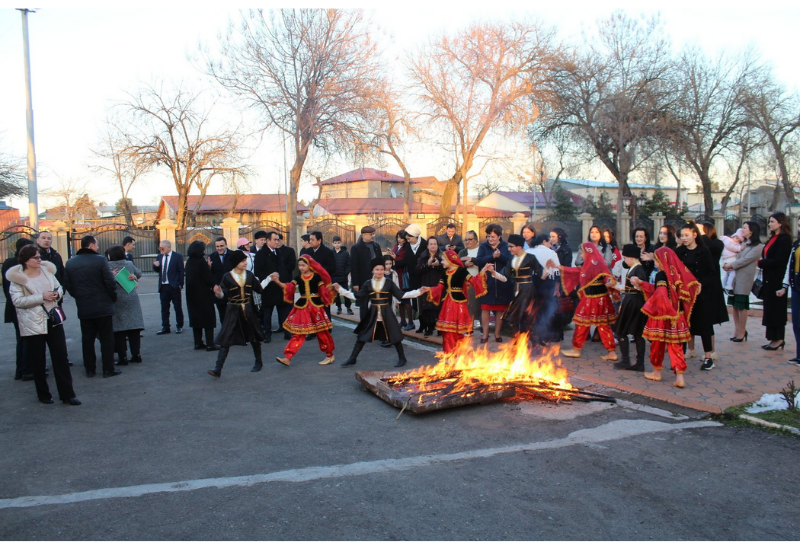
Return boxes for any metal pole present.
[19,9,38,230]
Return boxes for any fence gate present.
[532,217,582,250]
[69,224,159,274]
[308,218,356,250]
[175,227,224,260]
[426,217,459,239]
[478,217,513,241]
[0,224,38,262]
[370,217,408,250]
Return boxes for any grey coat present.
[727,241,764,296]
[108,259,145,332]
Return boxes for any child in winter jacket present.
[720,229,744,292]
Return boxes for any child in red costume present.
[630,247,699,388]
[271,255,335,366]
[560,242,619,360]
[426,250,492,353]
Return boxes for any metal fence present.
[0,224,38,263]
[531,217,582,249]
[308,218,356,249]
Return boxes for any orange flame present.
[387,333,574,404]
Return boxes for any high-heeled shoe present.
[731,331,748,343]
[763,341,785,351]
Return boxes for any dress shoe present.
[62,398,81,406]
[156,328,171,335]
[39,397,54,404]
[423,329,433,337]
[206,344,220,352]
[380,340,392,348]
[319,355,336,365]
[116,357,129,366]
[67,361,74,367]
[337,307,342,314]
[85,371,96,378]
[21,374,35,381]
[129,355,142,363]
[14,374,22,381]
[250,363,263,372]
[415,326,425,334]
[175,327,183,334]
[194,343,206,350]
[102,370,122,378]
[347,309,354,315]
[276,356,291,366]
[207,369,221,378]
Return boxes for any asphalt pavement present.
[0,276,798,540]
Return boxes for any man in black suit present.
[209,237,235,323]
[349,226,383,316]
[254,231,293,342]
[437,223,464,253]
[122,236,136,262]
[250,230,268,256]
[152,239,185,335]
[307,231,336,335]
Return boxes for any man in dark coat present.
[437,223,464,253]
[307,231,337,327]
[63,235,120,378]
[122,236,136,263]
[3,238,34,380]
[209,237,235,323]
[331,236,352,314]
[254,231,293,341]
[348,226,382,316]
[152,239,185,335]
[184,240,218,351]
[250,230,268,256]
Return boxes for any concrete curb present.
[738,413,800,435]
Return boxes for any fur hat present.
[405,224,422,238]
[370,257,386,270]
[360,226,376,234]
[228,249,247,267]
[507,234,525,247]
[621,244,640,258]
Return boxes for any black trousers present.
[13,321,30,379]
[114,329,141,359]
[80,316,116,374]
[261,301,292,339]
[159,284,184,329]
[25,321,75,401]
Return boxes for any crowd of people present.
[3,212,799,405]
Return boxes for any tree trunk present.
[700,174,715,214]
[439,179,458,218]
[176,192,189,230]
[121,200,134,226]
[776,149,795,203]
[288,161,303,249]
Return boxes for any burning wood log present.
[355,334,616,414]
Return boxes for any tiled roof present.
[160,194,308,213]
[317,168,420,186]
[315,198,522,218]
[494,190,585,208]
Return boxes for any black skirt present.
[214,303,265,347]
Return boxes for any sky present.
[1,2,798,218]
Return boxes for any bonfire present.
[356,334,615,415]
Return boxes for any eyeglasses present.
[32,256,42,260]
[464,238,476,241]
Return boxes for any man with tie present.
[209,237,235,323]
[153,240,185,335]
[254,231,293,342]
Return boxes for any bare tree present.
[43,177,97,232]
[90,117,150,226]
[0,148,27,199]
[118,83,249,230]
[408,19,558,218]
[357,78,417,222]
[203,9,382,245]
[535,11,673,238]
[742,66,800,204]
[666,48,756,213]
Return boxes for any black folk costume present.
[339,258,426,368]
[499,251,546,342]
[612,250,648,370]
[207,254,266,377]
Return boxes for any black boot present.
[208,346,229,378]
[628,338,646,371]
[393,343,407,368]
[251,341,263,372]
[613,338,631,369]
[341,341,365,367]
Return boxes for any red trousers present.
[442,332,466,354]
[283,330,335,360]
[573,325,615,352]
[649,340,687,374]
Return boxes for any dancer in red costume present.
[630,247,699,388]
[271,255,335,366]
[560,242,619,360]
[426,250,494,353]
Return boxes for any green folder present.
[115,267,137,294]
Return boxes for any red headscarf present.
[443,250,464,268]
[298,254,333,305]
[652,247,699,323]
[563,242,615,295]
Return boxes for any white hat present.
[405,223,422,237]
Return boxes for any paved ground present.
[1,277,799,540]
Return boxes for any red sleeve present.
[467,272,487,299]
[638,280,656,299]
[561,266,581,294]
[428,282,444,306]
[641,283,678,320]
[283,282,296,304]
[318,283,334,307]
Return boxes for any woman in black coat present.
[699,221,730,328]
[416,236,445,336]
[676,222,718,371]
[184,240,218,351]
[758,212,793,350]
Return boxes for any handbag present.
[401,269,411,290]
[751,269,765,300]
[42,304,67,326]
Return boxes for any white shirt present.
[529,246,560,278]
[464,247,479,276]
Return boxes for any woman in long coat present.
[723,221,763,342]
[474,223,514,342]
[758,212,793,350]
[185,240,218,352]
[106,245,145,365]
[699,221,730,329]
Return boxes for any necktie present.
[162,254,169,283]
